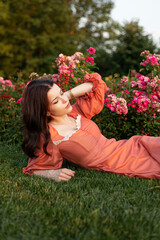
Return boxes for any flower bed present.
[95,50,160,139]
[0,49,159,145]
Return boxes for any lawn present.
[0,143,160,240]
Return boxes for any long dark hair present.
[22,79,54,158]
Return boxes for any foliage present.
[0,143,160,240]
[94,50,160,139]
[0,0,81,77]
[95,20,158,77]
[0,48,160,146]
[0,78,25,145]
[0,1,159,80]
[0,47,96,145]
[55,47,97,91]
[29,47,97,91]
[0,0,115,78]
[112,21,157,75]
[75,0,118,50]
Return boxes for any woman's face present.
[47,84,72,117]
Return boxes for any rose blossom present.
[17,97,24,103]
[104,95,128,115]
[87,47,96,55]
[52,74,59,82]
[85,56,95,65]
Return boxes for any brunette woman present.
[22,73,160,182]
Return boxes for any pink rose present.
[106,103,112,109]
[0,77,5,84]
[5,80,13,87]
[87,47,96,55]
[71,73,74,78]
[151,95,159,102]
[131,104,136,108]
[104,98,111,103]
[52,74,58,82]
[85,56,95,65]
[17,97,23,104]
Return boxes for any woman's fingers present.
[59,172,73,180]
[58,169,75,182]
[58,174,72,182]
[58,176,72,182]
[61,168,75,176]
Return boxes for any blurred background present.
[0,0,159,79]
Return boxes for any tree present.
[0,0,81,78]
[73,0,117,49]
[0,0,115,78]
[110,20,157,76]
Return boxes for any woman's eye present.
[53,91,63,104]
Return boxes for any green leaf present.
[72,77,78,83]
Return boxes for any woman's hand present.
[33,168,75,182]
[56,168,75,182]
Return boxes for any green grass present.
[0,143,160,240]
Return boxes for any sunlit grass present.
[0,143,160,240]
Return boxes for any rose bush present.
[54,48,96,92]
[0,48,97,145]
[0,78,26,145]
[94,50,160,139]
[0,48,159,145]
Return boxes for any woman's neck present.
[50,114,71,125]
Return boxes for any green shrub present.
[0,79,24,145]
[0,49,159,146]
[94,51,160,139]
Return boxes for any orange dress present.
[23,73,160,179]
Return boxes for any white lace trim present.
[53,114,81,145]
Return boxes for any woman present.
[22,73,160,182]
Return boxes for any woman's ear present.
[47,112,54,118]
[47,111,51,117]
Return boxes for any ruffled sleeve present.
[22,140,63,175]
[73,73,108,119]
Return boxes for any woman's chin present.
[67,105,73,112]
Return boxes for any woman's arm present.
[33,168,75,182]
[65,73,108,119]
[64,82,93,100]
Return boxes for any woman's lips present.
[65,102,71,108]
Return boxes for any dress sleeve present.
[22,140,63,175]
[73,72,108,119]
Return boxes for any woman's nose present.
[59,95,68,103]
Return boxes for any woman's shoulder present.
[71,103,87,118]
[48,124,63,141]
